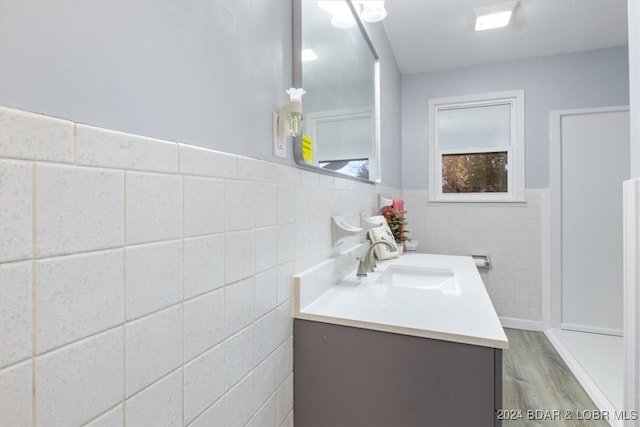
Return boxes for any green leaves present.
[382,207,410,244]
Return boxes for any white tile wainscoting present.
[0,106,397,426]
[403,189,545,329]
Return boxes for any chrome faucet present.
[357,240,397,277]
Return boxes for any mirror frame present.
[292,0,381,183]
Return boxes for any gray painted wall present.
[0,1,292,162]
[401,46,630,189]
[0,0,402,187]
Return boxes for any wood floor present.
[502,328,609,427]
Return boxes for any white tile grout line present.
[181,171,186,427]
[73,123,78,166]
[122,165,128,426]
[31,160,37,427]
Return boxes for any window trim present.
[428,90,525,203]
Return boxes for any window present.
[428,90,525,203]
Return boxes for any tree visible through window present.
[442,152,508,193]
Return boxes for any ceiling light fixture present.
[317,1,342,14]
[331,11,356,28]
[318,1,356,28]
[318,1,387,29]
[301,49,318,62]
[474,1,517,31]
[358,1,387,23]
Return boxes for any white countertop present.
[293,249,508,349]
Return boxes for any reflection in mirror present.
[293,0,380,182]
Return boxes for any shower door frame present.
[550,105,629,335]
[547,105,636,422]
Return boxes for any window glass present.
[316,115,372,161]
[442,152,508,193]
[437,103,511,150]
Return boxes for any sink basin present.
[375,265,459,293]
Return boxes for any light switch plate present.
[273,112,286,158]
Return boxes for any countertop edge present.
[293,311,509,350]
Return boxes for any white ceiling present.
[381,0,629,74]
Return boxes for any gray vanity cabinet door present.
[294,319,502,426]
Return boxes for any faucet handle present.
[356,257,368,277]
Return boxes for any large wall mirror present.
[293,0,380,182]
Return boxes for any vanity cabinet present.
[294,319,502,427]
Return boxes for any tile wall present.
[403,190,544,324]
[0,107,395,426]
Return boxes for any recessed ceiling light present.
[474,1,518,31]
[301,49,318,62]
